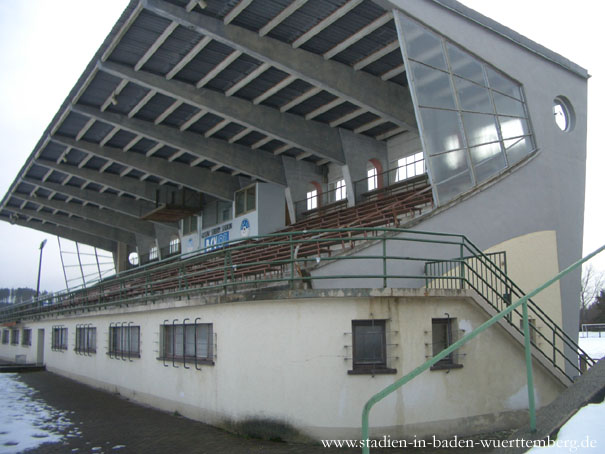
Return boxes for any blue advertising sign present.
[204,231,229,251]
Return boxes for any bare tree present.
[581,265,605,323]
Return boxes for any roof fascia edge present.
[0,0,141,214]
[373,0,589,79]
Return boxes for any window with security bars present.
[75,326,97,354]
[22,329,32,346]
[52,326,68,351]
[1,329,8,344]
[109,325,140,358]
[10,329,19,345]
[430,318,462,370]
[349,320,396,374]
[161,323,213,364]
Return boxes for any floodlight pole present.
[36,239,47,298]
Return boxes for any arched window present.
[334,179,346,202]
[367,159,384,191]
[306,181,322,210]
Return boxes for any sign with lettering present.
[204,231,229,251]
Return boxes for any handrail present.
[0,225,593,384]
[360,244,605,454]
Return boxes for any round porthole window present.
[128,252,139,266]
[553,96,575,132]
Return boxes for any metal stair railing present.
[361,244,605,454]
[425,238,595,381]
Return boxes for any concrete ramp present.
[495,359,605,453]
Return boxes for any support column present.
[282,156,324,223]
[113,242,131,273]
[155,223,179,259]
[339,129,388,207]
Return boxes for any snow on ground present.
[528,400,604,452]
[0,373,72,453]
[578,332,605,360]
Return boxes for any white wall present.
[0,291,564,441]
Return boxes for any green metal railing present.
[360,244,605,454]
[0,227,594,383]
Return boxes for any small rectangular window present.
[306,189,318,210]
[367,168,378,191]
[22,329,32,346]
[169,237,181,255]
[109,325,140,358]
[349,320,395,374]
[10,329,19,345]
[181,215,198,235]
[234,185,256,216]
[430,318,462,370]
[1,329,8,345]
[395,152,425,182]
[334,179,346,202]
[75,326,97,354]
[52,326,68,351]
[161,323,213,364]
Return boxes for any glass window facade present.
[395,12,536,204]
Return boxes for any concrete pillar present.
[113,242,131,273]
[282,156,324,223]
[338,129,388,206]
[155,223,180,259]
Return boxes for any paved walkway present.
[15,371,498,454]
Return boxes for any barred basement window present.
[1,329,8,344]
[109,324,140,359]
[349,320,396,375]
[22,329,32,346]
[10,329,19,345]
[430,318,462,370]
[161,322,214,366]
[75,325,97,354]
[52,326,68,351]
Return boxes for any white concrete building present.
[0,0,592,442]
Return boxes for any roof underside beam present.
[12,192,155,238]
[141,0,417,130]
[99,61,344,165]
[53,134,239,201]
[22,176,158,223]
[6,205,137,246]
[70,103,285,188]
[36,160,160,203]
[8,216,117,252]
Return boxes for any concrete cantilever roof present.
[0,0,418,251]
[0,0,588,253]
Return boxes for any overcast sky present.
[0,1,602,293]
